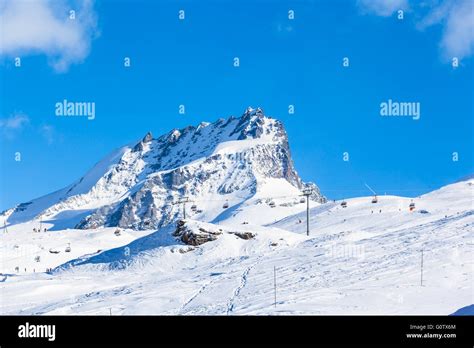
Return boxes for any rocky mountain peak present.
[5,108,325,231]
[142,132,153,143]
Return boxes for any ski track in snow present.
[179,277,217,314]
[226,257,262,315]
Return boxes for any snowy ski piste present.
[1,108,472,315]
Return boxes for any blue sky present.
[0,0,473,210]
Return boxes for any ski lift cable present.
[364,183,377,196]
[172,194,308,204]
[170,191,420,206]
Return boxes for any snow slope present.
[1,178,472,315]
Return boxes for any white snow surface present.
[1,178,472,315]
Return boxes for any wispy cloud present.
[0,112,30,140]
[39,124,55,144]
[0,114,60,144]
[277,24,294,33]
[0,0,99,72]
[357,0,409,17]
[418,0,474,61]
[357,0,474,62]
[0,113,30,130]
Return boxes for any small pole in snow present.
[274,266,277,308]
[420,248,424,287]
[306,196,310,236]
[109,308,112,316]
[182,196,190,220]
[173,196,190,220]
[302,189,312,236]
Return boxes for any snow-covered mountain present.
[1,177,472,315]
[2,107,325,230]
[1,108,472,316]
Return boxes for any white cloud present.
[358,0,474,62]
[419,0,474,61]
[0,113,30,130]
[357,0,409,17]
[0,0,99,72]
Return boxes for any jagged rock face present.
[173,219,255,246]
[4,107,325,230]
[75,108,324,230]
[173,220,222,246]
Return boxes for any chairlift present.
[341,201,347,208]
[269,201,276,208]
[191,204,197,212]
[65,243,71,252]
[300,197,306,204]
[365,184,378,204]
[409,202,416,211]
